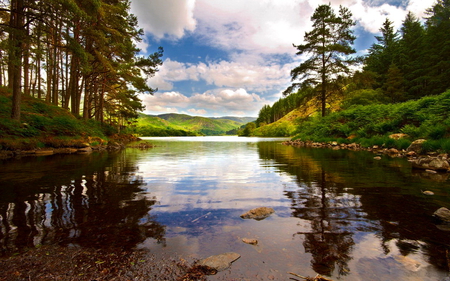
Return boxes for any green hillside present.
[0,87,116,150]
[132,113,254,136]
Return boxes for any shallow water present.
[1,136,450,280]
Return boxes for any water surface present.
[1,136,450,280]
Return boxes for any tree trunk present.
[10,0,25,121]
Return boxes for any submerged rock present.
[242,238,258,245]
[240,207,275,220]
[433,207,450,222]
[196,252,240,273]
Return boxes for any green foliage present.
[291,90,450,149]
[341,89,387,109]
[0,92,112,147]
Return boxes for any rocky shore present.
[0,134,148,160]
[282,138,450,172]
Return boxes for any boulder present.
[433,207,450,222]
[196,252,240,273]
[406,139,427,154]
[240,207,275,220]
[411,157,449,171]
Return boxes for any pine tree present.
[398,12,427,99]
[424,0,450,96]
[284,4,357,117]
[364,18,400,88]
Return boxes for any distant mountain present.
[133,113,255,136]
[211,116,256,123]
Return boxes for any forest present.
[254,0,450,142]
[0,0,162,128]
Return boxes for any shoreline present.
[0,134,144,160]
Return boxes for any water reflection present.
[1,138,450,280]
[0,152,165,256]
[257,143,450,278]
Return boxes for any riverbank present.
[0,245,205,281]
[0,134,142,160]
[283,138,450,172]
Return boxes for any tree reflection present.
[0,152,165,256]
[258,142,450,275]
[287,169,356,277]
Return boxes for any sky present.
[130,0,435,118]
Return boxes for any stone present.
[389,133,409,140]
[34,149,54,155]
[429,158,450,170]
[242,238,258,245]
[374,156,382,160]
[196,252,240,273]
[406,139,427,153]
[433,207,450,222]
[388,148,399,155]
[411,157,449,171]
[77,146,92,153]
[240,207,275,220]
[406,151,417,157]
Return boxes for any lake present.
[1,136,450,280]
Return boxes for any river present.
[1,136,450,280]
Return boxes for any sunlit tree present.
[284,4,357,117]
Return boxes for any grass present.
[0,87,116,150]
[287,90,450,152]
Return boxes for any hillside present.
[0,88,118,151]
[251,95,324,137]
[133,113,255,136]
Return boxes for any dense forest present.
[0,0,162,128]
[255,0,450,130]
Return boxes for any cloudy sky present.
[130,0,435,117]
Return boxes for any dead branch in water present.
[289,272,334,281]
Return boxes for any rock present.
[389,133,409,140]
[406,151,417,157]
[430,158,450,170]
[240,207,275,220]
[34,149,54,155]
[374,156,382,160]
[406,139,427,154]
[388,148,399,155]
[411,157,450,171]
[196,252,240,273]
[433,207,450,222]
[242,238,258,245]
[77,146,92,153]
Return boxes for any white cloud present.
[140,88,268,116]
[148,58,293,93]
[194,0,313,54]
[188,108,207,115]
[131,0,197,42]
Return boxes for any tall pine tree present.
[284,4,357,117]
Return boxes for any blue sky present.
[130,0,435,117]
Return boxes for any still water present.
[2,136,450,280]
